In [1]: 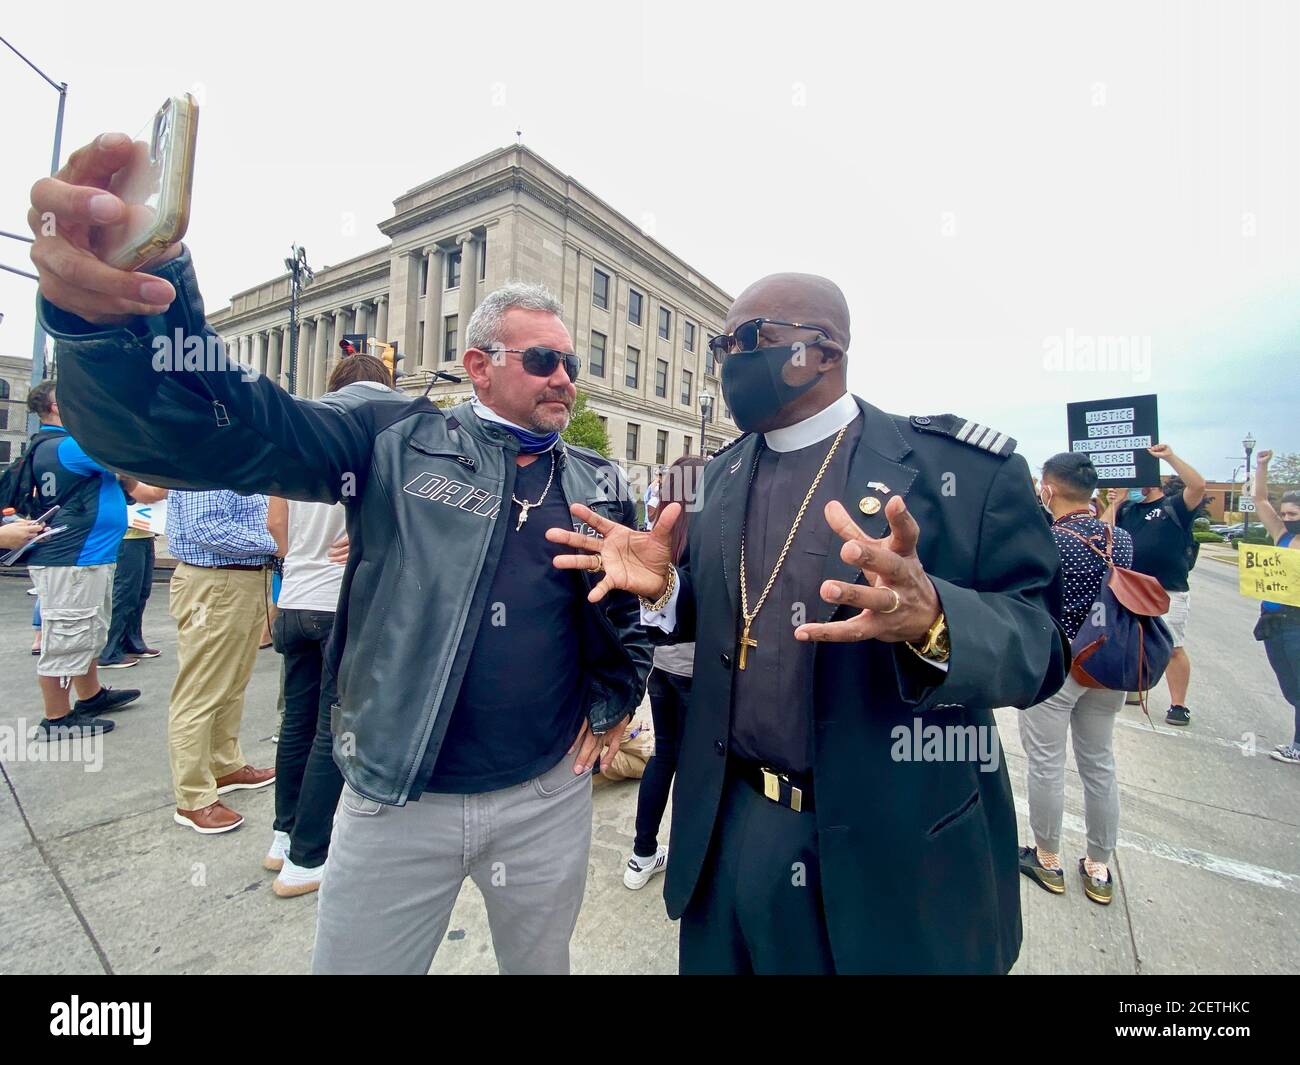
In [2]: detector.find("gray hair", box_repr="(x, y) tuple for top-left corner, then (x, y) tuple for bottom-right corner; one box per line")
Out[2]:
(465, 281), (563, 353)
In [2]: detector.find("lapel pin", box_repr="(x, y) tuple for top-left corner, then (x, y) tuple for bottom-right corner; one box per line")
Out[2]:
(859, 496), (882, 515)
(867, 481), (891, 494)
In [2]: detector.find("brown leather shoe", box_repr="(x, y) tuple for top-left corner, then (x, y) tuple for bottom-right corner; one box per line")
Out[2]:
(174, 801), (244, 834)
(215, 765), (276, 795)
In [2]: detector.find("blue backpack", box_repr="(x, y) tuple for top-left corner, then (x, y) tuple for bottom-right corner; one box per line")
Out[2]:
(1058, 524), (1174, 717)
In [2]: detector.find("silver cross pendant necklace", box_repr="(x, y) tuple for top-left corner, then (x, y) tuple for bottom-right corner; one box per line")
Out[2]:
(511, 450), (557, 531)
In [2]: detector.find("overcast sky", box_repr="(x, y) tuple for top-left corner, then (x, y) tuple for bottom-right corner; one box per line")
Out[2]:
(3, 0), (1297, 481)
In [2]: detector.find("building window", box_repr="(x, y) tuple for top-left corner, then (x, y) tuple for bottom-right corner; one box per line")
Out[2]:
(628, 289), (643, 326)
(0, 378), (9, 431)
(626, 423), (640, 462)
(684, 435), (693, 457)
(681, 369), (692, 406)
(589, 331), (606, 377)
(658, 306), (672, 340)
(656, 430), (668, 466)
(420, 256), (430, 295)
(684, 321), (696, 352)
(417, 321), (425, 359)
(705, 344), (716, 376)
(447, 250), (462, 290)
(479, 239), (487, 281)
(444, 315), (458, 362)
(655, 359), (668, 398)
(625, 346), (640, 389)
(593, 268), (610, 310)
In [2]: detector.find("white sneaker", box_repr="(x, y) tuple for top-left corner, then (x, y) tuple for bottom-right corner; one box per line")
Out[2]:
(273, 857), (325, 898)
(623, 845), (668, 890)
(1270, 744), (1300, 765)
(263, 830), (290, 872)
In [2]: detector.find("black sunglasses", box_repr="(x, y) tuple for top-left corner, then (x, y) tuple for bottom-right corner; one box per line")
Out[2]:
(707, 318), (833, 360)
(489, 346), (581, 382)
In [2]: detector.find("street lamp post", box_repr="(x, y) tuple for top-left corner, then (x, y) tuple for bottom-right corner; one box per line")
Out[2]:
(1243, 432), (1256, 542)
(0, 36), (67, 435)
(284, 244), (314, 396)
(698, 388), (713, 457)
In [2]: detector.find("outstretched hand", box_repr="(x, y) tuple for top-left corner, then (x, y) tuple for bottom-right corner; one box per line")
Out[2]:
(546, 502), (682, 603)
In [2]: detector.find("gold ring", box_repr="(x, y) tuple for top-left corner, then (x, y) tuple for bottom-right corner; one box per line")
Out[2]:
(590, 555), (604, 573)
(880, 587), (901, 614)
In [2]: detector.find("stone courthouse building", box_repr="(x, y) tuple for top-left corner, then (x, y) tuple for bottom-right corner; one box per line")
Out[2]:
(207, 145), (738, 487)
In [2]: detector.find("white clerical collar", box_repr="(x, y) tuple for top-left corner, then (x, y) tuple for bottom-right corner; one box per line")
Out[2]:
(763, 393), (860, 453)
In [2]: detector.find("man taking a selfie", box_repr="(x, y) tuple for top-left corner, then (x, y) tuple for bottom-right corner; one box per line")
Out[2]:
(28, 131), (652, 975)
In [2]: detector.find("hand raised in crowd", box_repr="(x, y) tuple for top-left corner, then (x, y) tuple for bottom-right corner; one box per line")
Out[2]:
(794, 498), (941, 645)
(1148, 443), (1176, 461)
(545, 502), (682, 603)
(0, 520), (46, 551)
(28, 132), (182, 325)
(1257, 449), (1273, 467)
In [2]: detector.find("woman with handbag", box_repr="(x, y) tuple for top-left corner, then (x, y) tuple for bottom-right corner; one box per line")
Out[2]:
(1018, 454), (1136, 906)
(1250, 450), (1300, 766)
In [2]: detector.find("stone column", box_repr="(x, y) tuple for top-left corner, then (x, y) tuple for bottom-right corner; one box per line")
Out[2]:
(331, 308), (349, 386)
(266, 329), (282, 386)
(375, 295), (389, 345)
(353, 302), (369, 347)
(457, 233), (479, 352)
(312, 314), (329, 396)
(294, 319), (312, 396)
(421, 247), (442, 371)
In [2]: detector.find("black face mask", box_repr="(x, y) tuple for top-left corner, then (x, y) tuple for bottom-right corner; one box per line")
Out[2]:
(1285, 519), (1300, 537)
(721, 345), (822, 432)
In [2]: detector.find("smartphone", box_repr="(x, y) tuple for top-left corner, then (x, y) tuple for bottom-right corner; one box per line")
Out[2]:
(31, 504), (61, 525)
(94, 94), (199, 271)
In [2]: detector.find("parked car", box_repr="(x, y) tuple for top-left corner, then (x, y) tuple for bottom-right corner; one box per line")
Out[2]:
(1221, 523), (1248, 542)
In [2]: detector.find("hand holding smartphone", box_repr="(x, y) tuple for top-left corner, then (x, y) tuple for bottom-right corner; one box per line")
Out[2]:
(28, 93), (199, 325)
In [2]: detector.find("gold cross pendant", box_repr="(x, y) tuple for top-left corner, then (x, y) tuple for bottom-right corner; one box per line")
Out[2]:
(515, 503), (532, 532)
(738, 622), (758, 670)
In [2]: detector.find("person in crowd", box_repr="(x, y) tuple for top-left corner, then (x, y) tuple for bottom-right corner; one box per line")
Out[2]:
(1106, 445), (1206, 726)
(1017, 453), (1135, 906)
(624, 455), (704, 891)
(264, 353), (393, 899)
(162, 488), (279, 833)
(23, 381), (140, 738)
(98, 478), (167, 668)
(29, 132), (651, 975)
(547, 272), (1067, 974)
(1250, 449), (1300, 766)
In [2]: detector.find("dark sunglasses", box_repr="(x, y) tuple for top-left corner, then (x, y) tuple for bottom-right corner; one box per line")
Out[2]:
(707, 318), (833, 360)
(489, 346), (581, 382)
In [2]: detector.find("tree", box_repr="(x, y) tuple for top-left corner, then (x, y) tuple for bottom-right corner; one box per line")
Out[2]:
(561, 391), (611, 457)
(1268, 451), (1300, 496)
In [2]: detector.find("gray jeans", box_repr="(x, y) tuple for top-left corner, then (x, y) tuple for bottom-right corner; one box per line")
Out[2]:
(1019, 675), (1124, 864)
(312, 754), (593, 974)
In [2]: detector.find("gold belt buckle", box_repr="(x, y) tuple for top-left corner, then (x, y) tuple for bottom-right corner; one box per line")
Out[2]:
(761, 767), (780, 802)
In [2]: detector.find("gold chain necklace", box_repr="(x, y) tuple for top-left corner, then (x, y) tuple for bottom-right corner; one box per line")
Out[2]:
(737, 424), (849, 670)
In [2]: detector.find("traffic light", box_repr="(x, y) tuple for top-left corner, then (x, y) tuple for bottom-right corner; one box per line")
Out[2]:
(340, 333), (367, 356)
(370, 340), (401, 381)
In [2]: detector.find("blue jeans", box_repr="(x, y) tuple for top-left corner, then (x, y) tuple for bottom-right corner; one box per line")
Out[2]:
(1263, 621), (1300, 746)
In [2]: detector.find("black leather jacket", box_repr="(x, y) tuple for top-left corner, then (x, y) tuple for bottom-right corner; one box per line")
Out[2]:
(40, 249), (653, 805)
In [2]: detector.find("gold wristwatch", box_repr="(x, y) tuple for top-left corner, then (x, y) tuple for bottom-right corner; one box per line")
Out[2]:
(906, 610), (950, 663)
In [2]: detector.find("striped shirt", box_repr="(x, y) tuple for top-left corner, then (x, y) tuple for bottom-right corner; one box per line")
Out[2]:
(166, 489), (277, 568)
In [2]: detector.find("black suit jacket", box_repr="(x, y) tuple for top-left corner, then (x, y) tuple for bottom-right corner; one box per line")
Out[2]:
(661, 396), (1068, 974)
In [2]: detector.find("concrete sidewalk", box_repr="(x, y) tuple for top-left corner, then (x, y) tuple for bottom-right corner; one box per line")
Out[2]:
(1, 562), (1296, 975)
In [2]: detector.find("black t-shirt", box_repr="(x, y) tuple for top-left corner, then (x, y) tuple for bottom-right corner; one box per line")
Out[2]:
(422, 453), (586, 793)
(1116, 494), (1194, 593)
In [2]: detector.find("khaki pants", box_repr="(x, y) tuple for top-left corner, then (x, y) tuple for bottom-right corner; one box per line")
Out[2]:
(167, 563), (270, 810)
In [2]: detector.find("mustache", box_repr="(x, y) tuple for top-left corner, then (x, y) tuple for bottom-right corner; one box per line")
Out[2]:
(536, 393), (573, 408)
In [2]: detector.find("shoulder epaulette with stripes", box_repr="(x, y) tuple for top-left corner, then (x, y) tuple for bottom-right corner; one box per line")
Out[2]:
(908, 414), (1017, 458)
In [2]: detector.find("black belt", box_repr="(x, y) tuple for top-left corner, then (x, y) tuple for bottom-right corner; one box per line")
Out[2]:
(187, 562), (268, 572)
(731, 758), (815, 813)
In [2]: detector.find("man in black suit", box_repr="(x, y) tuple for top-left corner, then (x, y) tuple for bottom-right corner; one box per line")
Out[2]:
(548, 273), (1067, 974)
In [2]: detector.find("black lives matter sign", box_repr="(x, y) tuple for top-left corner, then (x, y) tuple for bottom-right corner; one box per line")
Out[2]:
(1066, 394), (1159, 488)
